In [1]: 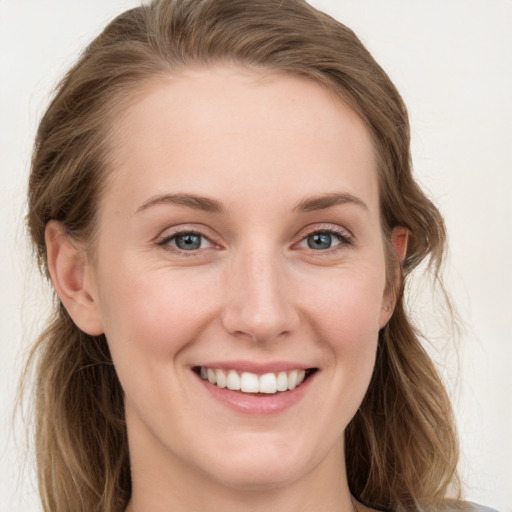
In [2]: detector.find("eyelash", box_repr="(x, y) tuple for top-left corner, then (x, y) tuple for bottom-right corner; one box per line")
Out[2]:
(156, 226), (353, 255)
(157, 229), (214, 255)
(297, 226), (353, 251)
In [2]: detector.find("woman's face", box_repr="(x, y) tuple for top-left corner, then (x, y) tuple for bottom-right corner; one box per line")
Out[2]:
(86, 66), (393, 491)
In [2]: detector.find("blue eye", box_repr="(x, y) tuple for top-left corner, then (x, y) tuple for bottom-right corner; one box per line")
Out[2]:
(160, 232), (212, 251)
(307, 233), (334, 250)
(298, 229), (350, 251)
(175, 233), (202, 250)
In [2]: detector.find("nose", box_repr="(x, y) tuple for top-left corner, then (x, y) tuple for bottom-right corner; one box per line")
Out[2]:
(221, 246), (300, 344)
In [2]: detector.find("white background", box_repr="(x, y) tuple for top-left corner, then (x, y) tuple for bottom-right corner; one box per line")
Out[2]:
(0, 1), (510, 511)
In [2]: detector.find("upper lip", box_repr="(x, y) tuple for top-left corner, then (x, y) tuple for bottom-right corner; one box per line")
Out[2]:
(193, 361), (316, 374)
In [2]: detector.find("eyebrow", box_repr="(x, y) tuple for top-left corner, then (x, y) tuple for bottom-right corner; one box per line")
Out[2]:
(136, 193), (225, 214)
(293, 192), (368, 213)
(136, 191), (368, 215)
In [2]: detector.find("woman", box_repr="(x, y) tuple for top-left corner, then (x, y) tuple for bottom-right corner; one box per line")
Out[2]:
(24, 0), (497, 511)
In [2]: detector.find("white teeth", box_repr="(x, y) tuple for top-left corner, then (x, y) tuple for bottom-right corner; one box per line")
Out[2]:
(241, 372), (259, 393)
(216, 369), (227, 388)
(288, 370), (298, 390)
(276, 371), (288, 392)
(259, 373), (277, 394)
(226, 370), (241, 391)
(199, 367), (311, 393)
(207, 368), (217, 384)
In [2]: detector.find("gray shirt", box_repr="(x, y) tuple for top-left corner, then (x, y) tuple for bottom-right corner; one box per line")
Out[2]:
(469, 503), (500, 512)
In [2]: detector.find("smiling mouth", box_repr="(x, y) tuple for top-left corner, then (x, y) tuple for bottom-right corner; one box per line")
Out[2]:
(194, 367), (318, 394)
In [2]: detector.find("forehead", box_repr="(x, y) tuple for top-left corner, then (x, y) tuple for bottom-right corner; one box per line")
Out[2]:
(104, 65), (379, 216)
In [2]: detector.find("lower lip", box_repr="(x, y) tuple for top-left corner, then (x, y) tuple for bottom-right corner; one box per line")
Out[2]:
(194, 371), (316, 415)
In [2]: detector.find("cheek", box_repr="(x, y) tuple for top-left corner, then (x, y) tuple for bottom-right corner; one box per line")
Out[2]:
(304, 264), (385, 337)
(96, 259), (221, 360)
(302, 265), (383, 386)
(94, 264), (223, 426)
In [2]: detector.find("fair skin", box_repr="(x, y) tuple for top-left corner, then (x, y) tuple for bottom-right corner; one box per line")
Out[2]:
(46, 65), (407, 512)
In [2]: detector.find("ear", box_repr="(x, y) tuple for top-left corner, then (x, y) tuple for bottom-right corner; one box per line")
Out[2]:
(391, 226), (409, 263)
(45, 221), (104, 336)
(379, 226), (409, 328)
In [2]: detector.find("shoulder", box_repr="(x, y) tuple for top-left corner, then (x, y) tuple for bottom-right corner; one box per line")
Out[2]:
(435, 501), (501, 512)
(466, 503), (501, 512)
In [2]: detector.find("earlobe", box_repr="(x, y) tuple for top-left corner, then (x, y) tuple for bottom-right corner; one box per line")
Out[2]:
(45, 221), (104, 336)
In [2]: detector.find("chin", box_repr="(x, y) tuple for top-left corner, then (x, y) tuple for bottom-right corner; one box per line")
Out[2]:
(211, 460), (304, 492)
(195, 436), (321, 492)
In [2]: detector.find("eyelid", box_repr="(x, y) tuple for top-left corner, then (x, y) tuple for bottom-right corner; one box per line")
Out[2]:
(156, 225), (221, 254)
(293, 224), (353, 250)
(154, 223), (353, 255)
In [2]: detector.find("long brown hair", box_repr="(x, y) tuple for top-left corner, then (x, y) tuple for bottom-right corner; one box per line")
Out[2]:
(25, 1), (460, 511)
